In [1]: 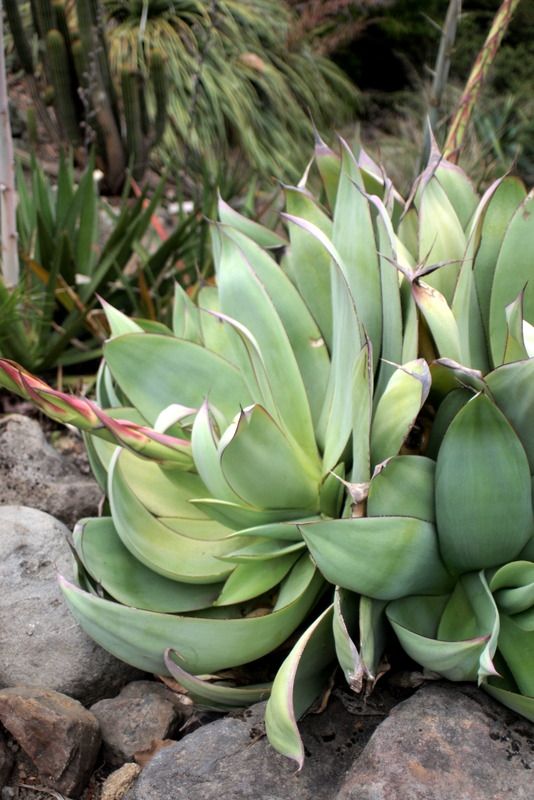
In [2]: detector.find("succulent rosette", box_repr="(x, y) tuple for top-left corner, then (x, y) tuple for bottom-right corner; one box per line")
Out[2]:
(1, 135), (533, 766)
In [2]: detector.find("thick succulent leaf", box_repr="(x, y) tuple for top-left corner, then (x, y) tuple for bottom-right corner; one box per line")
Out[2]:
(73, 517), (221, 612)
(484, 680), (534, 723)
(416, 175), (465, 302)
(435, 393), (534, 572)
(452, 257), (489, 372)
(367, 456), (435, 522)
(164, 650), (271, 710)
(214, 552), (300, 606)
(265, 605), (336, 770)
(315, 134), (341, 210)
(195, 287), (249, 371)
(437, 572), (500, 682)
(172, 283), (202, 343)
(117, 446), (218, 521)
(219, 405), (320, 510)
(523, 321), (534, 356)
(497, 613), (534, 697)
(412, 281), (462, 362)
(472, 177), (526, 342)
(101, 300), (144, 337)
(489, 191), (534, 366)
(332, 588), (360, 690)
(221, 539), (305, 561)
(319, 464), (345, 518)
(215, 232), (317, 457)
(502, 292), (529, 364)
(58, 555), (324, 674)
(434, 161), (478, 230)
(490, 561), (534, 615)
(96, 361), (123, 409)
(283, 213), (362, 472)
(222, 225), (330, 429)
(371, 197), (404, 400)
(359, 595), (388, 688)
(486, 358), (534, 472)
(108, 449), (239, 583)
(357, 147), (404, 225)
(387, 594), (490, 681)
(332, 141), (381, 364)
(333, 590), (387, 692)
(190, 499), (313, 531)
(301, 516), (452, 600)
(104, 333), (250, 425)
(218, 196), (287, 248)
(429, 359), (486, 400)
(425, 387), (471, 460)
(370, 359), (431, 468)
(397, 207), (418, 262)
(350, 341), (373, 483)
(191, 402), (243, 503)
(400, 279), (419, 363)
(230, 522), (306, 543)
(284, 185), (333, 348)
(520, 533), (534, 561)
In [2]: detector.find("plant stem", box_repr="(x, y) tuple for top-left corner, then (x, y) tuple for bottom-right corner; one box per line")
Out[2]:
(443, 0), (521, 163)
(0, 0), (19, 288)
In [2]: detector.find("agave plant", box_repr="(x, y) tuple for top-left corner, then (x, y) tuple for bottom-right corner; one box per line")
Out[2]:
(0, 134), (533, 767)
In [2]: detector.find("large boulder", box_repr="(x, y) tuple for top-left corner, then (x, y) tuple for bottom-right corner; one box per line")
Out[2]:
(125, 690), (394, 800)
(0, 506), (143, 703)
(336, 682), (534, 800)
(0, 414), (100, 528)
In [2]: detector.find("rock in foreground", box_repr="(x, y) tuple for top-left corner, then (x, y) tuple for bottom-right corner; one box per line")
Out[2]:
(0, 506), (143, 703)
(0, 687), (100, 798)
(336, 683), (534, 800)
(0, 414), (100, 528)
(126, 691), (393, 800)
(90, 681), (189, 765)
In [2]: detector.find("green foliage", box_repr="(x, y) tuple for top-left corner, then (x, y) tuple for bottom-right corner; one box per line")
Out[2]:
(5, 0), (169, 190)
(104, 0), (358, 181)
(2, 154), (204, 371)
(1, 136), (533, 763)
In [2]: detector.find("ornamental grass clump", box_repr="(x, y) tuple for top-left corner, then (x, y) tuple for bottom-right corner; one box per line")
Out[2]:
(0, 134), (533, 766)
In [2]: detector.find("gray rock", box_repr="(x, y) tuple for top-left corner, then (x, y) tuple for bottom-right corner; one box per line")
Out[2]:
(126, 689), (394, 800)
(0, 506), (144, 703)
(0, 687), (100, 798)
(0, 414), (100, 528)
(336, 682), (534, 800)
(90, 681), (187, 765)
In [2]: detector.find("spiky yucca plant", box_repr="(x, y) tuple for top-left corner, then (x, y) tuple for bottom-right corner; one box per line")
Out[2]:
(1, 134), (533, 766)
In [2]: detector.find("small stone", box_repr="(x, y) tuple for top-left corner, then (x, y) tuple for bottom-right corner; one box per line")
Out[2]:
(0, 505), (144, 703)
(101, 763), (142, 800)
(335, 682), (534, 800)
(0, 687), (101, 798)
(90, 681), (186, 765)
